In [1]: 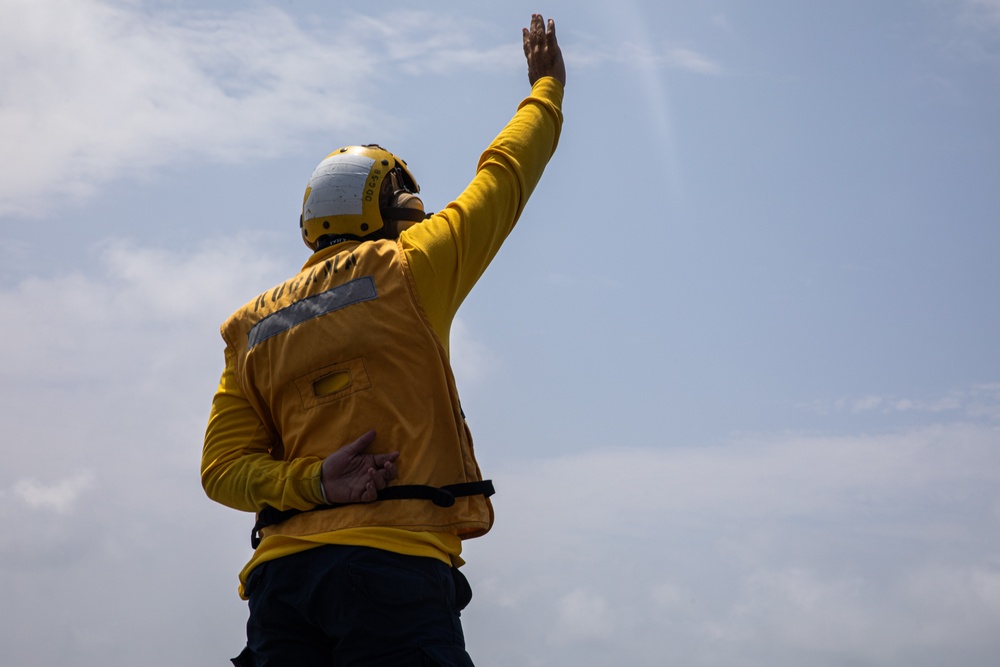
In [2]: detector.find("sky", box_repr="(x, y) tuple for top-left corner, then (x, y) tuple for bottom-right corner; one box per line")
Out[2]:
(1, 0), (999, 665)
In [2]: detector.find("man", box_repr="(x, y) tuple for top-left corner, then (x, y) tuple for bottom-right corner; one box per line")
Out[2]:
(201, 13), (565, 667)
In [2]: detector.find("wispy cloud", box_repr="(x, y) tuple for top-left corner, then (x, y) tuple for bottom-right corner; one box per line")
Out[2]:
(0, 235), (285, 383)
(549, 589), (616, 645)
(964, 0), (1000, 27)
(568, 37), (724, 75)
(799, 385), (1000, 419)
(0, 1), (356, 215)
(711, 13), (734, 32)
(0, 0), (719, 218)
(465, 422), (1000, 665)
(14, 472), (95, 514)
(662, 46), (724, 75)
(0, 2), (516, 218)
(1, 235), (998, 665)
(342, 11), (520, 76)
(450, 317), (500, 389)
(951, 0), (1000, 67)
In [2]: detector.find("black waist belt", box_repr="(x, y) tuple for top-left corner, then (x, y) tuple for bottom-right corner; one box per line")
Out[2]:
(250, 480), (495, 549)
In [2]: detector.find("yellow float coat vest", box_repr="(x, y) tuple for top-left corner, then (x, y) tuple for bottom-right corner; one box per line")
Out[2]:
(221, 239), (493, 541)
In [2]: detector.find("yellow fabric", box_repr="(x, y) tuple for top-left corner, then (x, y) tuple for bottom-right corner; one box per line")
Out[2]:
(220, 239), (494, 539)
(201, 77), (563, 598)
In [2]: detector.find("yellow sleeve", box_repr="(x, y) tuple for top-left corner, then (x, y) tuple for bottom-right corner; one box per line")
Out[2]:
(400, 77), (564, 343)
(201, 346), (326, 512)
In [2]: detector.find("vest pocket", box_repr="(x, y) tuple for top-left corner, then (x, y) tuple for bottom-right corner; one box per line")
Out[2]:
(314, 370), (351, 396)
(295, 357), (372, 408)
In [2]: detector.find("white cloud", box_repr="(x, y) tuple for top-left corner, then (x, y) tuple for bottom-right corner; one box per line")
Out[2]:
(593, 41), (724, 75)
(0, 0), (370, 215)
(13, 472), (95, 513)
(0, 2), (995, 665)
(5, 234), (494, 469)
(1, 230), (998, 665)
(462, 421), (1000, 665)
(801, 385), (1000, 419)
(0, 235), (273, 660)
(549, 589), (616, 645)
(904, 564), (1000, 621)
(0, 1), (517, 218)
(450, 316), (499, 388)
(342, 11), (519, 76)
(664, 47), (724, 75)
(516, 423), (994, 535)
(563, 3), (722, 75)
(1, 229), (998, 665)
(967, 383), (1000, 419)
(0, 235), (284, 383)
(719, 568), (887, 656)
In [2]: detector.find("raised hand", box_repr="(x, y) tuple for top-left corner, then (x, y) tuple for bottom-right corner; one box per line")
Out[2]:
(523, 14), (566, 86)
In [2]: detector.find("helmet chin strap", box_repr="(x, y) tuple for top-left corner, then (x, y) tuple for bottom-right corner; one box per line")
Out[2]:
(314, 233), (365, 251)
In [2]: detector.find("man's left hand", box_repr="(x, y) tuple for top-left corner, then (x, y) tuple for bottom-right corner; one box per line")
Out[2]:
(320, 430), (399, 504)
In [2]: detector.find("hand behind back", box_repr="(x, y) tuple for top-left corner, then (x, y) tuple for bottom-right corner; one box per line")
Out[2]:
(321, 430), (399, 504)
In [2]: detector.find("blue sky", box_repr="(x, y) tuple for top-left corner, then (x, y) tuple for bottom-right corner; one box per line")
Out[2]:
(1, 1), (999, 665)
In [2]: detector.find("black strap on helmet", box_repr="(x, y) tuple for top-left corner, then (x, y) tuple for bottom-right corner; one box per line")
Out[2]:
(314, 233), (366, 251)
(381, 206), (428, 223)
(250, 480), (495, 549)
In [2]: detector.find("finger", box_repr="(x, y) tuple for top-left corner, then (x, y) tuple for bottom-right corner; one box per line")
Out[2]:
(370, 451), (398, 471)
(547, 18), (558, 46)
(368, 452), (398, 482)
(382, 458), (398, 482)
(526, 16), (540, 48)
(532, 13), (544, 33)
(338, 429), (377, 456)
(368, 466), (390, 491)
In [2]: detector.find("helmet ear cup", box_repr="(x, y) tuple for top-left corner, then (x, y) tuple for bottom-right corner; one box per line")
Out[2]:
(380, 167), (425, 224)
(392, 192), (424, 212)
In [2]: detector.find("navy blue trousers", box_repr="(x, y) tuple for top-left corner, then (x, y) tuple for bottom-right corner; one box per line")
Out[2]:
(238, 545), (476, 667)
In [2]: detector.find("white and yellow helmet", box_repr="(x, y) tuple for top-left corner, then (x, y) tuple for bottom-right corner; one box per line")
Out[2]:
(300, 144), (423, 250)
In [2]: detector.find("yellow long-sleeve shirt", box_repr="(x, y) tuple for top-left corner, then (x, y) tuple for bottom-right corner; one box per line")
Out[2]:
(202, 77), (563, 597)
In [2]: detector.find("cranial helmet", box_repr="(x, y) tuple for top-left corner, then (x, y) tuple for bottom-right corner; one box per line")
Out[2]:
(300, 144), (424, 250)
